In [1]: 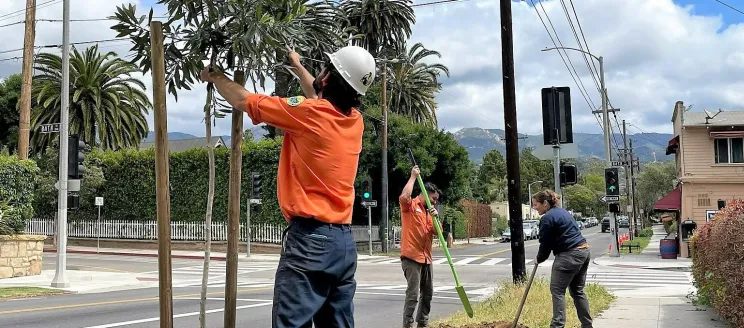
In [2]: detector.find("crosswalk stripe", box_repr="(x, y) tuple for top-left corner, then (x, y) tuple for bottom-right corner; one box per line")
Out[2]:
(453, 257), (479, 265)
(433, 286), (456, 292)
(432, 258), (449, 264)
(480, 258), (506, 265)
(377, 258), (401, 264)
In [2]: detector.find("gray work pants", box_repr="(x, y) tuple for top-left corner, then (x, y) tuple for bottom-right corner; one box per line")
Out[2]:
(550, 247), (593, 328)
(401, 257), (433, 327)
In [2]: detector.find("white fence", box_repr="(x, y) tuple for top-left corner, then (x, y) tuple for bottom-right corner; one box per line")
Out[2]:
(26, 218), (398, 244)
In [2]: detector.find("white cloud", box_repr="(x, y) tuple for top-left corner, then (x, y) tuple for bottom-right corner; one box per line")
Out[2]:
(1, 0), (743, 138)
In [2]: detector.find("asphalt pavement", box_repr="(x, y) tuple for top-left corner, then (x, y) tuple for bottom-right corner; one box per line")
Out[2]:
(0, 225), (629, 328)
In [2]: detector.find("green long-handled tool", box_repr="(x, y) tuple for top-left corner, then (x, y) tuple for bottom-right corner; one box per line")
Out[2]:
(407, 148), (474, 318)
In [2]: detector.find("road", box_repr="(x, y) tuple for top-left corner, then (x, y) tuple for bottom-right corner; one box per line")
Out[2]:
(0, 225), (681, 328)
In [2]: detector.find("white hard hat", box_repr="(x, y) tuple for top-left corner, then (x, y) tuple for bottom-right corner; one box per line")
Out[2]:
(326, 46), (376, 96)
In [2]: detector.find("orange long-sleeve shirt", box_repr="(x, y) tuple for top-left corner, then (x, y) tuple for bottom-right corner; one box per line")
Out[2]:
(244, 94), (364, 225)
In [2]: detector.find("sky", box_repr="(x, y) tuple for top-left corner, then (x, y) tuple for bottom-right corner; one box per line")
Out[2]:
(1, 0), (744, 138)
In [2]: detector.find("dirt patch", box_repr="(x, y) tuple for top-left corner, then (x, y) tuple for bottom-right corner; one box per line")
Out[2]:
(434, 321), (530, 328)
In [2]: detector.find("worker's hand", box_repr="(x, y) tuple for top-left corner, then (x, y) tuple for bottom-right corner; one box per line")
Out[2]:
(411, 165), (420, 179)
(286, 45), (301, 67)
(199, 65), (222, 83)
(428, 207), (438, 217)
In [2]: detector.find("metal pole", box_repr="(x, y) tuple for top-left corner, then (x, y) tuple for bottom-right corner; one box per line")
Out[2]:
(368, 205), (373, 256)
(246, 201), (251, 257)
(630, 139), (639, 234)
(553, 145), (562, 207)
(622, 120), (632, 239)
(600, 56), (620, 257)
(97, 205), (101, 253)
(500, 0), (525, 283)
(381, 65), (389, 253)
(528, 184), (532, 219)
(51, 0), (70, 288)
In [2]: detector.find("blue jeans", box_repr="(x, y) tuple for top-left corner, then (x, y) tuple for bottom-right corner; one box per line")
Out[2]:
(272, 218), (358, 328)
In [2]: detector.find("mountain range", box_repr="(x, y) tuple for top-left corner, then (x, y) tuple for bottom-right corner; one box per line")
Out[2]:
(141, 126), (673, 163)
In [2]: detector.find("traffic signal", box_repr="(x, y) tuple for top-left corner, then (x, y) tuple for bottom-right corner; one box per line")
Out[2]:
(605, 168), (620, 196)
(361, 176), (372, 200)
(560, 163), (578, 187)
(67, 135), (86, 179)
(251, 172), (261, 199)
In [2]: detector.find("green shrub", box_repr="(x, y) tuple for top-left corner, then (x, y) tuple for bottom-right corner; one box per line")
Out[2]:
(492, 214), (508, 237)
(0, 154), (39, 235)
(691, 199), (744, 326)
(638, 227), (654, 237)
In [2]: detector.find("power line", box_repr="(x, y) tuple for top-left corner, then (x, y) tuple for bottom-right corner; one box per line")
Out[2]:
(0, 38), (128, 55)
(559, 0), (601, 94)
(715, 0), (744, 15)
(0, 0), (61, 22)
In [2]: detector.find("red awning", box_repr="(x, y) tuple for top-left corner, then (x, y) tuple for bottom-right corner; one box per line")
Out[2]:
(665, 136), (680, 155)
(710, 131), (744, 138)
(654, 187), (681, 211)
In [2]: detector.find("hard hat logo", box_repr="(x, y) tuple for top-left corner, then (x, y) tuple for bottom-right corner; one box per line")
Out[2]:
(360, 72), (372, 86)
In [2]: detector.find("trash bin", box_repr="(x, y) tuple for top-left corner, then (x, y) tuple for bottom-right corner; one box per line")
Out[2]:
(660, 239), (678, 259)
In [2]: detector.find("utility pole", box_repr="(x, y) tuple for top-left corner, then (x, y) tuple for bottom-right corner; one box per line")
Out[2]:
(599, 56), (619, 257)
(500, 0), (525, 283)
(622, 120), (632, 239)
(17, 0), (36, 159)
(50, 0), (70, 289)
(380, 64), (389, 253)
(630, 139), (639, 233)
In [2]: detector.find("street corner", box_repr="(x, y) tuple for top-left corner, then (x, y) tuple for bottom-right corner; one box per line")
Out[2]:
(0, 270), (157, 294)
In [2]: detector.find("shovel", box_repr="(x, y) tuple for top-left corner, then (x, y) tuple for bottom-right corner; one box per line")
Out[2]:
(407, 148), (474, 318)
(512, 261), (539, 328)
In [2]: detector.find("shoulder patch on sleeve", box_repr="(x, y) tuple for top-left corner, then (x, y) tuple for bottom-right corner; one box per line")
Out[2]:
(286, 96), (306, 107)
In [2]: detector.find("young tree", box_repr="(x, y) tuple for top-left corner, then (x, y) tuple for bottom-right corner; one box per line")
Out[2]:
(111, 1), (343, 326)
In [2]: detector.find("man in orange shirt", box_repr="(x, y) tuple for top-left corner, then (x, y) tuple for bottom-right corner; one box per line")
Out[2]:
(200, 45), (376, 328)
(399, 165), (442, 328)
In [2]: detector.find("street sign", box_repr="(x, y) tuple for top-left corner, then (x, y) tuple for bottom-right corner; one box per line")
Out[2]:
(611, 160), (628, 167)
(600, 195), (620, 203)
(95, 197), (104, 206)
(40, 123), (60, 134)
(361, 200), (377, 207)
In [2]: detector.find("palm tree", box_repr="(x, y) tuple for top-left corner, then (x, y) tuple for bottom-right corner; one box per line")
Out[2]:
(339, 0), (416, 58)
(30, 45), (151, 152)
(387, 42), (449, 127)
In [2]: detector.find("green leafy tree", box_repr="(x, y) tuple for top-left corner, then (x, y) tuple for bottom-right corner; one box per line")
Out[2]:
(519, 147), (554, 202)
(563, 184), (597, 215)
(473, 149), (506, 203)
(340, 0), (416, 58)
(30, 45), (151, 153)
(387, 42), (449, 126)
(0, 74), (22, 153)
(635, 161), (676, 217)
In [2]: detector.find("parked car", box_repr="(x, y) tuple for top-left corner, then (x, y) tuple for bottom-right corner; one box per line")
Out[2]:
(619, 216), (629, 228)
(601, 217), (611, 232)
(501, 221), (539, 241)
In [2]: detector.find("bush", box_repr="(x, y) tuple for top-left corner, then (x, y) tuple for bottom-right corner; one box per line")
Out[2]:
(691, 199), (744, 326)
(0, 154), (39, 235)
(492, 214), (508, 237)
(638, 227), (654, 237)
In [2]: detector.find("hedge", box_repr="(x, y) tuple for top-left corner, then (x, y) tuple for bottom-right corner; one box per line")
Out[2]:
(690, 199), (744, 326)
(0, 154), (39, 235)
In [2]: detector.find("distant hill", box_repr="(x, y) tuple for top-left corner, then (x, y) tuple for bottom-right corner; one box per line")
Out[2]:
(453, 127), (673, 163)
(141, 125), (268, 147)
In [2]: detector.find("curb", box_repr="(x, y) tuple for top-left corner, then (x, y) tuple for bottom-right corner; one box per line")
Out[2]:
(43, 248), (229, 261)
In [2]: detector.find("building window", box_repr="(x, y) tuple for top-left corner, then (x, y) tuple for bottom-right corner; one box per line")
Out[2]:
(715, 138), (744, 164)
(718, 200), (726, 210)
(698, 194), (711, 207)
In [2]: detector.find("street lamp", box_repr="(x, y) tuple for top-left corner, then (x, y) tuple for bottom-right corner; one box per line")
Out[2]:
(541, 46), (619, 257)
(528, 180), (543, 219)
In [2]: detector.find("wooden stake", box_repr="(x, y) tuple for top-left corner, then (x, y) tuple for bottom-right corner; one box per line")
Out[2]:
(17, 0), (36, 159)
(150, 21), (173, 328)
(224, 70), (245, 328)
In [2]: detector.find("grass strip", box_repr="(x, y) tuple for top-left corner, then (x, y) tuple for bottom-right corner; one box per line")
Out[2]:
(619, 236), (651, 254)
(0, 287), (66, 299)
(433, 278), (615, 328)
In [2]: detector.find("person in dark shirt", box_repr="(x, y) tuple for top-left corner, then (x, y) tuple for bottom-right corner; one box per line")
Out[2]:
(532, 190), (593, 328)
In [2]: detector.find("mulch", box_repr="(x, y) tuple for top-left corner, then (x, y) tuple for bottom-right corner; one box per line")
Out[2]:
(434, 322), (530, 328)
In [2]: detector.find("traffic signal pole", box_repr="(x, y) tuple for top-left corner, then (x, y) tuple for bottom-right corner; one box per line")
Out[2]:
(51, 0), (71, 288)
(598, 56), (620, 257)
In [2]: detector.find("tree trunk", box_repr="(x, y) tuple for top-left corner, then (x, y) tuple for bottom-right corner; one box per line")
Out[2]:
(199, 86), (216, 328)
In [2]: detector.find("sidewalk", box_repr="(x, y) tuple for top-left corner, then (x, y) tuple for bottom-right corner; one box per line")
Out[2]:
(593, 296), (727, 327)
(0, 269), (158, 294)
(593, 225), (692, 270)
(43, 245), (282, 262)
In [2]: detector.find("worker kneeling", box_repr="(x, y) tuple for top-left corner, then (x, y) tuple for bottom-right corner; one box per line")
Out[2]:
(399, 165), (442, 328)
(200, 45), (376, 327)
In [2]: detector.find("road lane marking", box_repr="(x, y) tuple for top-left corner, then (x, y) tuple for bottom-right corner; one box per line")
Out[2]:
(81, 302), (274, 328)
(452, 257), (479, 265)
(480, 258), (506, 265)
(0, 286), (273, 315)
(475, 232), (600, 258)
(355, 291), (462, 300)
